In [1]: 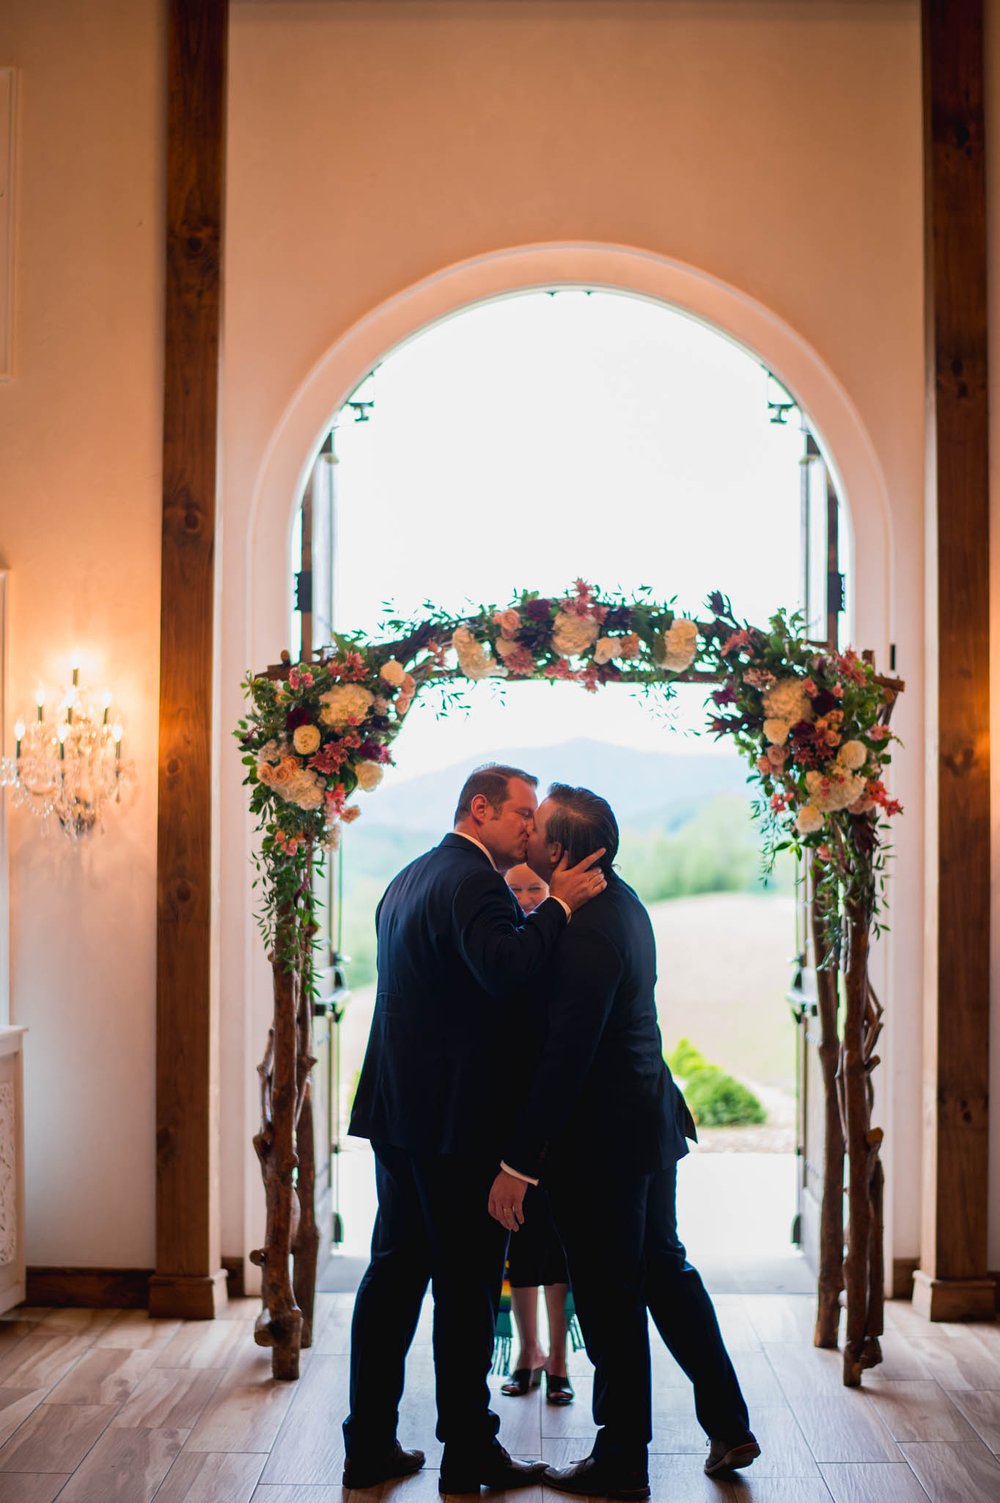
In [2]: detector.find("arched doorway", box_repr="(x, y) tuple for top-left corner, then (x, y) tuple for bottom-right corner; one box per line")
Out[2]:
(226, 244), (902, 1302)
(283, 288), (844, 1304)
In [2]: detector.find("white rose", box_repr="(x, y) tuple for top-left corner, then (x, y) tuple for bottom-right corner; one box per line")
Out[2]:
(452, 626), (500, 680)
(318, 684), (374, 727)
(763, 677), (813, 727)
(838, 740), (867, 771)
(292, 723), (321, 756)
(292, 779), (325, 811)
(355, 761), (384, 792)
(805, 768), (866, 813)
(763, 718), (790, 746)
(662, 619), (699, 672)
(379, 659), (406, 687)
(552, 612), (599, 658)
(796, 804), (825, 834)
(322, 823), (343, 851)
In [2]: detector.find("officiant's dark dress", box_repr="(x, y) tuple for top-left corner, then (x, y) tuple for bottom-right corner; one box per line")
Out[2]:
(344, 833), (567, 1472)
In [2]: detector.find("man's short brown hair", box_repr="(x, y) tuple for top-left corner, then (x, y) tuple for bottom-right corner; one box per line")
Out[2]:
(454, 763), (538, 824)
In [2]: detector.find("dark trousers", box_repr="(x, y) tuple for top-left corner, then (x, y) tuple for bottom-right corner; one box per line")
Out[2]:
(547, 1157), (750, 1472)
(343, 1142), (509, 1465)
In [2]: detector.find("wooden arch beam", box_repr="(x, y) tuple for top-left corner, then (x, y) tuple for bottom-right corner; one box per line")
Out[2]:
(151, 0), (229, 1319)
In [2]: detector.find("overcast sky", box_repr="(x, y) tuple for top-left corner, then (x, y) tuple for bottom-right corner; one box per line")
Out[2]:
(326, 290), (807, 782)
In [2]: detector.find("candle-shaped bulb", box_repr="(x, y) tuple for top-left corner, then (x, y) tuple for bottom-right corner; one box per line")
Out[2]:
(36, 688), (45, 721)
(112, 723), (123, 760)
(101, 690), (112, 725)
(70, 653), (80, 687)
(14, 720), (23, 759)
(57, 722), (67, 759)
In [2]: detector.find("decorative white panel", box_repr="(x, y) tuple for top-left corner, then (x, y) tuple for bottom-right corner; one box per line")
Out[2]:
(0, 1083), (14, 1266)
(0, 70), (14, 381)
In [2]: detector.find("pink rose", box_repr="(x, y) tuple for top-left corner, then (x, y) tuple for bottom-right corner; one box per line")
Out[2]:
(766, 745), (788, 767)
(493, 608), (521, 639)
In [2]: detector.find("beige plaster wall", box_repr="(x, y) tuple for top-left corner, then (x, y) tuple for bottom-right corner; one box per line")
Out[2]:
(223, 0), (928, 1277)
(0, 0), (165, 1266)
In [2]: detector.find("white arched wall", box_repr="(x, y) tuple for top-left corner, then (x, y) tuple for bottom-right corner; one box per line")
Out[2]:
(221, 242), (922, 1292)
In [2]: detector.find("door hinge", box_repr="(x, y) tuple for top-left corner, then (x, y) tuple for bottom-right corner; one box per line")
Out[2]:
(295, 570), (313, 613)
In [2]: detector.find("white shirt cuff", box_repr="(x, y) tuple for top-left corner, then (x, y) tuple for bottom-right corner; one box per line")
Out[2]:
(500, 1160), (539, 1186)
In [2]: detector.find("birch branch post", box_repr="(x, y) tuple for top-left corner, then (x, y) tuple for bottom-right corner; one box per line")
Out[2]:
(811, 871), (845, 1351)
(251, 909), (304, 1379)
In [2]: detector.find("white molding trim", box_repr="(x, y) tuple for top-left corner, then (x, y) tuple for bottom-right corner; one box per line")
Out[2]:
(0, 70), (15, 381)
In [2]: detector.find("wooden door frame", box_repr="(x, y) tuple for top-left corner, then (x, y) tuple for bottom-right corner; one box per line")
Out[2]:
(154, 0), (992, 1319)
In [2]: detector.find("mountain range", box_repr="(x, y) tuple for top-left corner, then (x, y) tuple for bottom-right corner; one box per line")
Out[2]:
(361, 737), (751, 834)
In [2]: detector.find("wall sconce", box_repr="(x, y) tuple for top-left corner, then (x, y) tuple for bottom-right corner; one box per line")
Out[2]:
(0, 661), (132, 839)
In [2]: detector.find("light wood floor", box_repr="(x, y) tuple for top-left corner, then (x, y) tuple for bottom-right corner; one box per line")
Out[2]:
(0, 1292), (996, 1501)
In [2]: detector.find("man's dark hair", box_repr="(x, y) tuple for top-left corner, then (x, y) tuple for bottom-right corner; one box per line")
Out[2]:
(454, 763), (538, 824)
(544, 783), (619, 876)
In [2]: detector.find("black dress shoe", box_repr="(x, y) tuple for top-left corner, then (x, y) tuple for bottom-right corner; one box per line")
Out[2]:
(544, 1456), (650, 1501)
(439, 1443), (548, 1493)
(704, 1432), (761, 1476)
(343, 1443), (426, 1489)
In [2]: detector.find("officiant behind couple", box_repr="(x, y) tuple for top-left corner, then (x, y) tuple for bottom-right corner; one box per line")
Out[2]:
(343, 763), (759, 1499)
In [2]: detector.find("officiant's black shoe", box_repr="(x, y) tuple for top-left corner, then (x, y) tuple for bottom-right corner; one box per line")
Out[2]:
(704, 1432), (761, 1477)
(544, 1456), (650, 1500)
(343, 1443), (426, 1489)
(438, 1443), (548, 1493)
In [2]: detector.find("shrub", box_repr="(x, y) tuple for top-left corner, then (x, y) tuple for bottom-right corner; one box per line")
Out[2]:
(665, 1037), (710, 1079)
(684, 1069), (767, 1128)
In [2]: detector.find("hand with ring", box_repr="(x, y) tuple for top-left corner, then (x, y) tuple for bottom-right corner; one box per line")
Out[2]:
(488, 1169), (528, 1232)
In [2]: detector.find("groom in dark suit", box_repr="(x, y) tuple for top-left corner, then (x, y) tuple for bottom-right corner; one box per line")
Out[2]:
(343, 764), (607, 1493)
(490, 784), (759, 1499)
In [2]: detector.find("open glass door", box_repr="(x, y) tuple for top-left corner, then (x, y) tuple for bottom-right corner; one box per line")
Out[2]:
(789, 423), (843, 1269)
(291, 432), (352, 1255)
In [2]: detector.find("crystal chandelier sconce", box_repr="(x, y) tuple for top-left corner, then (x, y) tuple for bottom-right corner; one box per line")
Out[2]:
(0, 661), (132, 839)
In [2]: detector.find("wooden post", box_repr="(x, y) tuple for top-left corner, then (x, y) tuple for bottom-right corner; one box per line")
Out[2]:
(252, 930), (304, 1379)
(841, 903), (882, 1385)
(151, 0), (229, 1319)
(810, 878), (844, 1351)
(915, 0), (994, 1322)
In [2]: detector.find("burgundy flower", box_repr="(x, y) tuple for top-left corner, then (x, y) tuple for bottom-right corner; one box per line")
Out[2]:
(711, 685), (737, 706)
(285, 705), (313, 732)
(604, 605), (633, 630)
(524, 598), (551, 622)
(812, 689), (837, 716)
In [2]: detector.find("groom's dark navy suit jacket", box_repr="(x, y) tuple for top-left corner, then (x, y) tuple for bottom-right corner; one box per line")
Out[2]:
(349, 832), (568, 1158)
(502, 870), (695, 1179)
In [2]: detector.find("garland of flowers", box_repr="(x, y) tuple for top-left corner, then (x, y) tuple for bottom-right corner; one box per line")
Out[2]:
(701, 592), (902, 949)
(237, 581), (701, 963)
(237, 580), (901, 966)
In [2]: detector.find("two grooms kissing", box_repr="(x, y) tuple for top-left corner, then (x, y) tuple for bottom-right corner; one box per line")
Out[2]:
(343, 764), (759, 1499)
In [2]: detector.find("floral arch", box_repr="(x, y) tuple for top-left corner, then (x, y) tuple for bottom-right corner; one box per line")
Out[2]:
(238, 581), (902, 1388)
